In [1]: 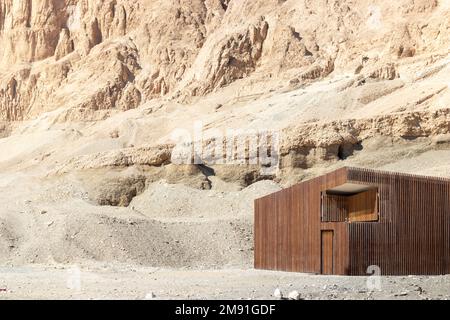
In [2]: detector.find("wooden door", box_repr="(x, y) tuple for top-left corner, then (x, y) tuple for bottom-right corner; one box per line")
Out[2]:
(321, 230), (334, 274)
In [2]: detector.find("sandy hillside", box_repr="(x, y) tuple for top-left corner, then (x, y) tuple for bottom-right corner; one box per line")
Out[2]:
(0, 0), (450, 299)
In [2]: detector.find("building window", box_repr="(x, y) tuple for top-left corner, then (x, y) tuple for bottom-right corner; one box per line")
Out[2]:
(321, 184), (379, 222)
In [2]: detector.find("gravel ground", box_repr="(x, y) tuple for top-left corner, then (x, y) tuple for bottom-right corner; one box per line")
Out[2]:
(0, 264), (449, 300)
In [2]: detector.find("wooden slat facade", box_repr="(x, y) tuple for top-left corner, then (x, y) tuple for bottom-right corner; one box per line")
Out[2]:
(348, 189), (378, 222)
(254, 167), (450, 275)
(321, 194), (348, 222)
(254, 167), (349, 274)
(347, 167), (450, 275)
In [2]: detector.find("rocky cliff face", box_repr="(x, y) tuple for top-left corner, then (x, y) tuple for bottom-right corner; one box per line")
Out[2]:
(1, 0), (448, 121)
(0, 0), (449, 183)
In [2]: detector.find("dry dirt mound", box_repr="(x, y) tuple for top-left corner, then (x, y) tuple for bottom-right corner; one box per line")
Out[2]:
(0, 172), (279, 268)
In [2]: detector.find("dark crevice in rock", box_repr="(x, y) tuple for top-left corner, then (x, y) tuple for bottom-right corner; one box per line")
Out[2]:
(337, 142), (363, 160)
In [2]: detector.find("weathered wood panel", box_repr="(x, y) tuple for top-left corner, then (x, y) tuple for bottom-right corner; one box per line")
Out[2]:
(348, 189), (378, 222)
(321, 193), (348, 222)
(347, 167), (450, 275)
(320, 222), (349, 275)
(255, 166), (450, 275)
(254, 167), (348, 273)
(321, 230), (334, 274)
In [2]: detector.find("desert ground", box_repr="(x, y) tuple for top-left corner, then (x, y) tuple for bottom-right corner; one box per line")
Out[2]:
(1, 265), (450, 300)
(1, 154), (450, 300)
(1, 0), (450, 300)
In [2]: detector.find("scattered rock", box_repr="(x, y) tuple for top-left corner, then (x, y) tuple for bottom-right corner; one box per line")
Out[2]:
(94, 175), (147, 207)
(144, 292), (156, 300)
(109, 130), (120, 139)
(358, 289), (367, 294)
(288, 291), (301, 300)
(273, 288), (283, 299)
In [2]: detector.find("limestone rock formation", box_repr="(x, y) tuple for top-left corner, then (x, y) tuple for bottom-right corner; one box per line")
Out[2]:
(1, 0), (447, 121)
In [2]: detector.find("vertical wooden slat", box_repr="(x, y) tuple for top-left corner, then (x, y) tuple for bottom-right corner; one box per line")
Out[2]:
(346, 167), (450, 275)
(254, 166), (450, 275)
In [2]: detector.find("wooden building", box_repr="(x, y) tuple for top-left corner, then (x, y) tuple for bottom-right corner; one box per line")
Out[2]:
(254, 167), (450, 275)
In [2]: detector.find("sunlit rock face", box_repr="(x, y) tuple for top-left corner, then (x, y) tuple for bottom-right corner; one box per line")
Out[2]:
(0, 0), (447, 121)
